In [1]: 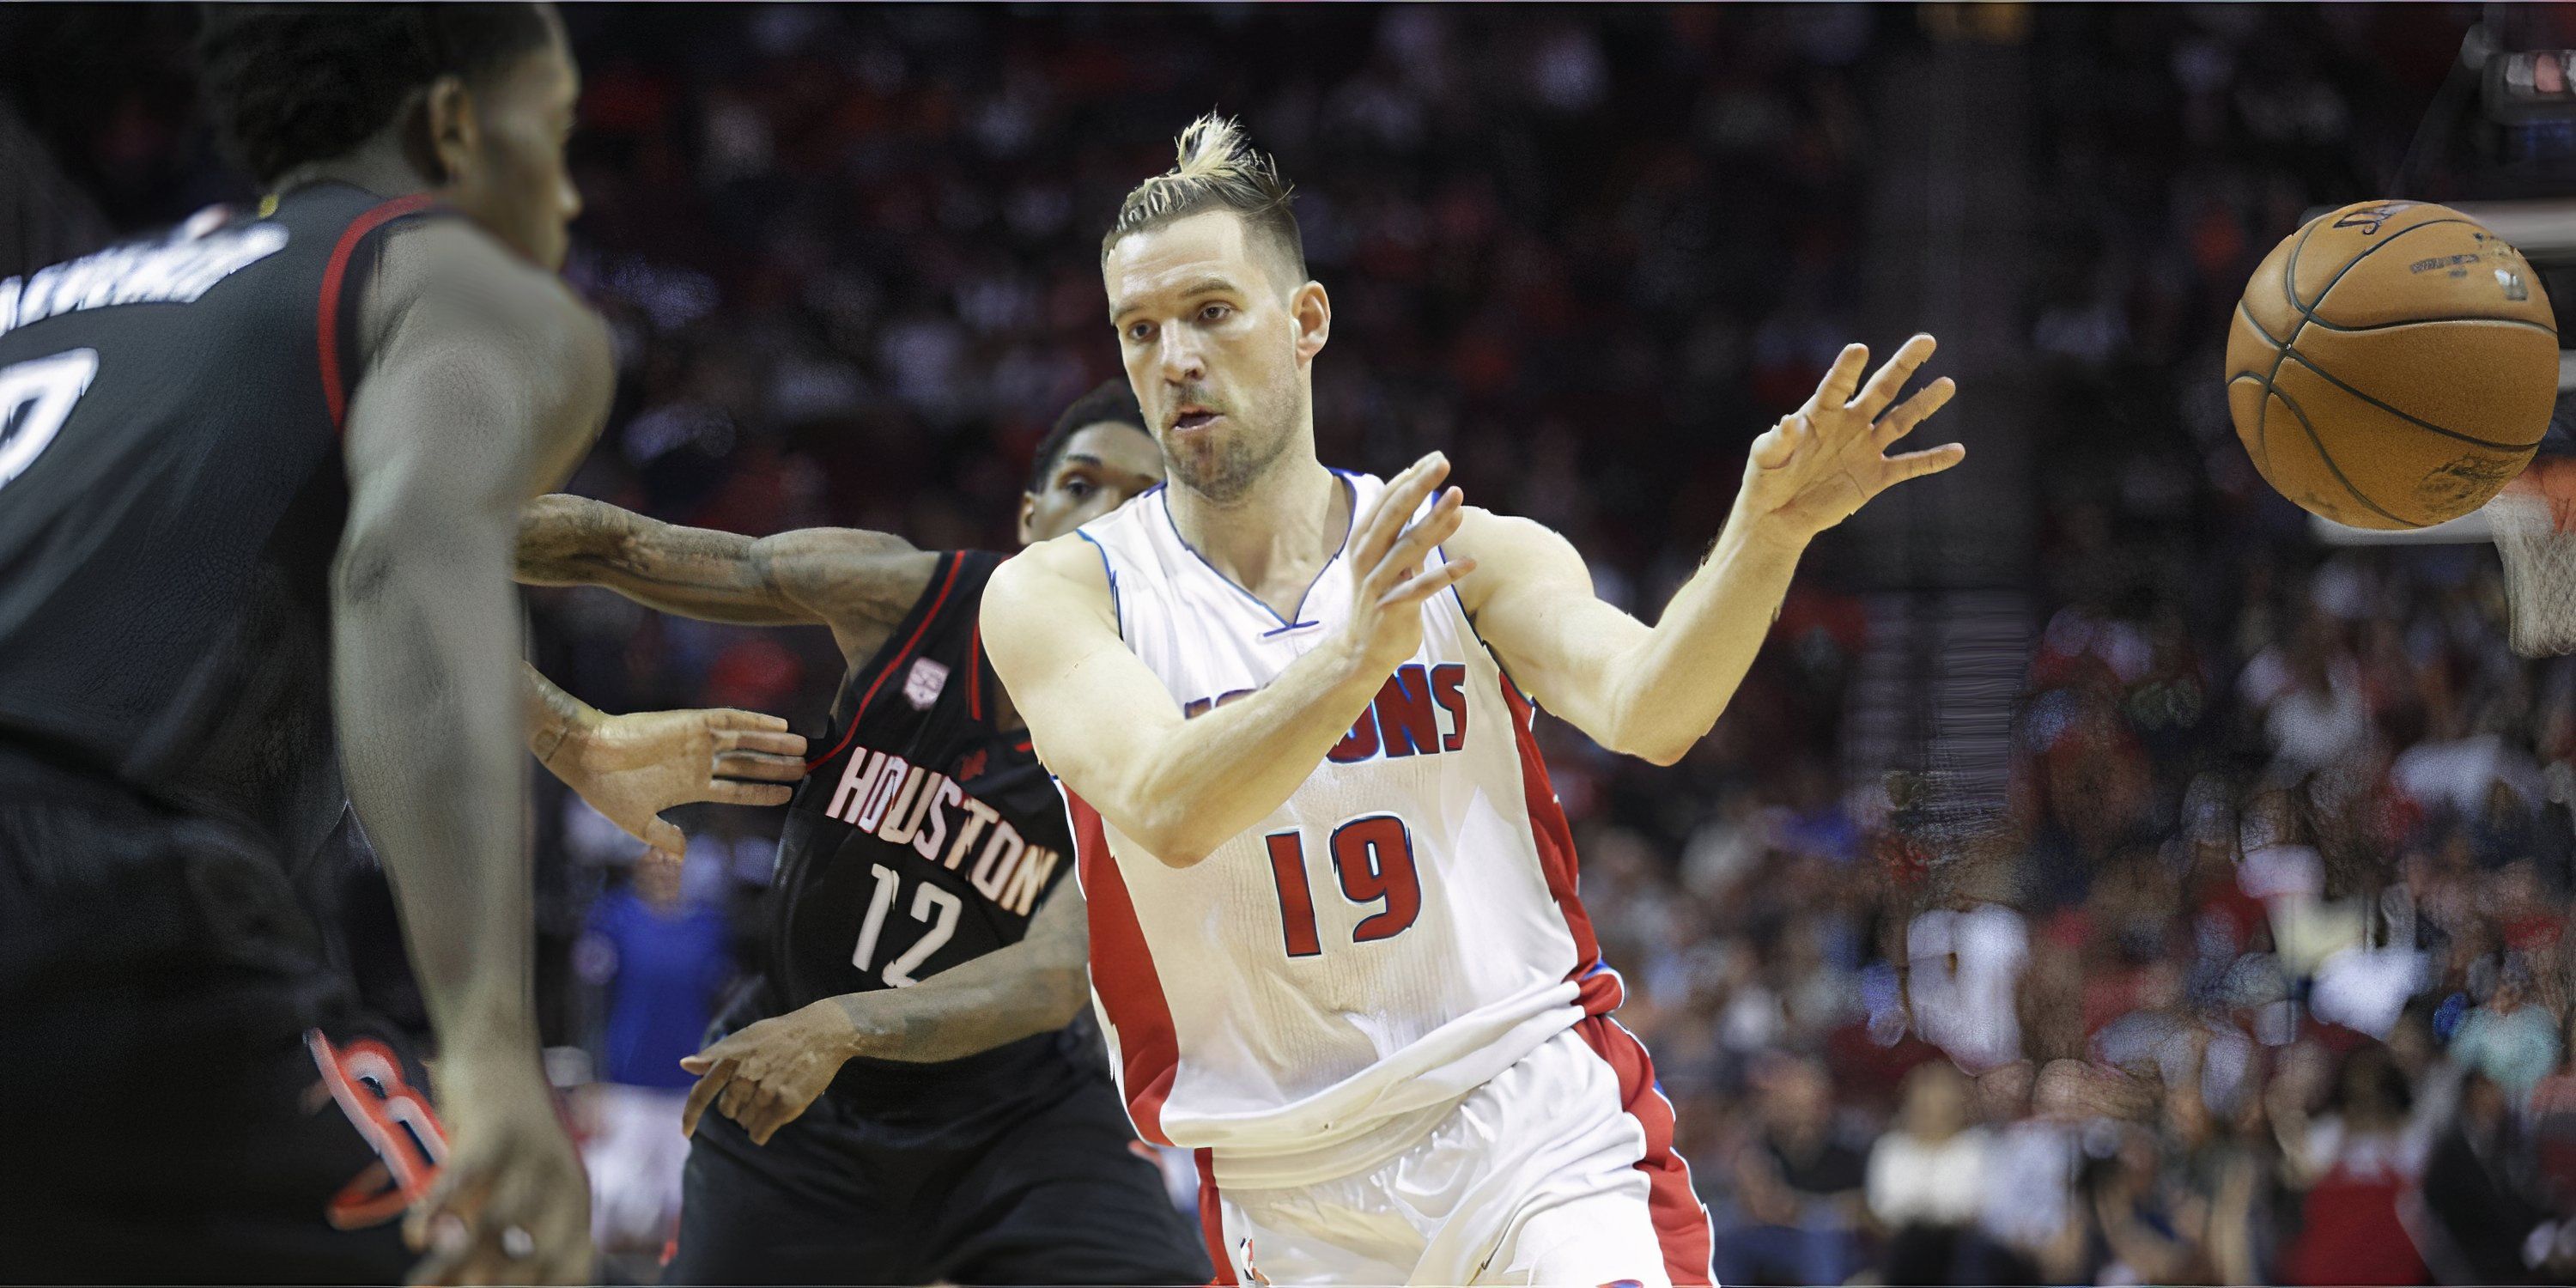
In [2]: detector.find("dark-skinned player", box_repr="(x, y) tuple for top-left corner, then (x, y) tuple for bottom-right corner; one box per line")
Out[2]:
(513, 380), (1212, 1285)
(0, 6), (803, 1282)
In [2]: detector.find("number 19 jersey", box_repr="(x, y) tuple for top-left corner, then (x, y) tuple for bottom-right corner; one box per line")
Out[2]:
(1067, 471), (1623, 1188)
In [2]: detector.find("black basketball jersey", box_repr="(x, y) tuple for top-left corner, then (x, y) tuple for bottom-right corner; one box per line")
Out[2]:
(751, 549), (1080, 1089)
(0, 183), (450, 866)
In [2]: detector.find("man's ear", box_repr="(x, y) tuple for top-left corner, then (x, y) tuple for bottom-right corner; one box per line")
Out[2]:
(417, 75), (479, 187)
(1017, 492), (1039, 546)
(1291, 280), (1332, 368)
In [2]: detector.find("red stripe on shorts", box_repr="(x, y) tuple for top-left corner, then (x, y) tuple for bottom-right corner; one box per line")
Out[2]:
(1572, 1014), (1716, 1285)
(1194, 1146), (1238, 1286)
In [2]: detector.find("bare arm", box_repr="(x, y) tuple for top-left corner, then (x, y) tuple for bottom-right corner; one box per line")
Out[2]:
(1453, 336), (1961, 765)
(331, 222), (606, 1282)
(829, 874), (1091, 1061)
(516, 494), (933, 659)
(983, 454), (1472, 866)
(524, 659), (595, 764)
(677, 879), (1093, 1145)
(521, 662), (806, 854)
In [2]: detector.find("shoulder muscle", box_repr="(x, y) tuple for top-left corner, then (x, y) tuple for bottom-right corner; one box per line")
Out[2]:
(356, 220), (611, 487)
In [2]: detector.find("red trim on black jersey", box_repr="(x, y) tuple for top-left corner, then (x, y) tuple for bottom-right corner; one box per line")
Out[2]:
(966, 623), (984, 721)
(316, 193), (438, 433)
(803, 553), (965, 774)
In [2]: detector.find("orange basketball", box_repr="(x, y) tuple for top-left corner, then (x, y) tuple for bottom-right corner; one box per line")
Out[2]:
(2227, 199), (2560, 529)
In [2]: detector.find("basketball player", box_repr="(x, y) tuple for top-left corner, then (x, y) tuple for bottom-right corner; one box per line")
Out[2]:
(0, 6), (730, 1281)
(512, 380), (1212, 1285)
(981, 117), (1965, 1286)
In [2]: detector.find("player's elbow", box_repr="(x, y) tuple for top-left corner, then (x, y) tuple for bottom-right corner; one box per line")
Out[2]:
(1033, 959), (1092, 1029)
(1088, 781), (1220, 867)
(511, 494), (586, 581)
(1133, 818), (1218, 869)
(1604, 714), (1706, 767)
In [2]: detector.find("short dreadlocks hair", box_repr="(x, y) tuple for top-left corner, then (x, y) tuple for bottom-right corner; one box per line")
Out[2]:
(1029, 380), (1150, 494)
(1101, 114), (1306, 292)
(197, 3), (556, 185)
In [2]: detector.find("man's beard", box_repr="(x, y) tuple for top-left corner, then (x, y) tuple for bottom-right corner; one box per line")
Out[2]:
(1170, 412), (1296, 505)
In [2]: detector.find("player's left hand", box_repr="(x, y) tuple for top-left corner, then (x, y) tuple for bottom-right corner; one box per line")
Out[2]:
(678, 1000), (858, 1145)
(1737, 332), (1963, 544)
(544, 708), (808, 854)
(404, 1054), (593, 1285)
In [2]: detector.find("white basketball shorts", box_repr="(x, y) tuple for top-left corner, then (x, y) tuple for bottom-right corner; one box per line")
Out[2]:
(1193, 1018), (1716, 1287)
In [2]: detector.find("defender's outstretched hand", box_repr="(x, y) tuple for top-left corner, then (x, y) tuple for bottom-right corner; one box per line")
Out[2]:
(543, 708), (807, 854)
(1739, 333), (1963, 543)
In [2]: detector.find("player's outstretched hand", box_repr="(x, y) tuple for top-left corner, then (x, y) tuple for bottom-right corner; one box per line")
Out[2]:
(1737, 333), (1963, 544)
(404, 1060), (592, 1285)
(1338, 452), (1476, 681)
(543, 707), (808, 854)
(678, 999), (859, 1146)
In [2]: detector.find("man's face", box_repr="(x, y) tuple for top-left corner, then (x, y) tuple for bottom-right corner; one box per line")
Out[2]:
(1018, 422), (1164, 544)
(441, 21), (583, 270)
(1103, 211), (1325, 504)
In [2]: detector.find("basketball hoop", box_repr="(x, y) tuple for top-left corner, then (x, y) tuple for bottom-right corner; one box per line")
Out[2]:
(2490, 458), (2576, 656)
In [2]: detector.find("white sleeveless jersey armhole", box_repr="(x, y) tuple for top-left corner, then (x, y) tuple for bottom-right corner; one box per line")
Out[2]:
(1063, 471), (1619, 1184)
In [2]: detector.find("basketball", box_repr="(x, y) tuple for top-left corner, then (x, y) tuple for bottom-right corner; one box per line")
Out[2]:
(2227, 199), (2560, 529)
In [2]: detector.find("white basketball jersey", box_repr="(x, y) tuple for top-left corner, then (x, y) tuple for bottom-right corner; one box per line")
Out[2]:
(1066, 471), (1622, 1184)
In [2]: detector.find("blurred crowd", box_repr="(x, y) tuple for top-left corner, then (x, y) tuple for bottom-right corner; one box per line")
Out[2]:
(20, 3), (2576, 1283)
(1588, 8), (2576, 1287)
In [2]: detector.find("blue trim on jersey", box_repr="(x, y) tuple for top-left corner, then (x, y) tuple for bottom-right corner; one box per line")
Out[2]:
(1436, 539), (1545, 716)
(1077, 529), (1123, 641)
(1157, 472), (1356, 633)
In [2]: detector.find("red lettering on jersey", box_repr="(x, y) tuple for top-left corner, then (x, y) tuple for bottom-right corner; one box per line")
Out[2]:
(1327, 708), (1381, 762)
(1431, 663), (1467, 750)
(1373, 665), (1438, 756)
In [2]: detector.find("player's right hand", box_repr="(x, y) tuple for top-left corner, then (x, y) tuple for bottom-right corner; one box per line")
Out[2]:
(404, 1060), (593, 1286)
(1336, 452), (1475, 681)
(544, 706), (808, 854)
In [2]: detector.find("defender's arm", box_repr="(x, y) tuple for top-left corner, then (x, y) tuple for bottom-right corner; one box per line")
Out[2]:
(517, 494), (935, 659)
(677, 879), (1093, 1145)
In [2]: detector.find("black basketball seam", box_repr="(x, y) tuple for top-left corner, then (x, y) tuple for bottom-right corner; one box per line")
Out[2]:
(2281, 208), (2332, 314)
(2227, 372), (2276, 466)
(2262, 373), (2418, 527)
(2235, 300), (2284, 346)
(2300, 313), (2557, 337)
(2255, 213), (2348, 471)
(2296, 216), (2476, 318)
(2240, 295), (2558, 355)
(2275, 343), (2543, 452)
(2229, 306), (2284, 465)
